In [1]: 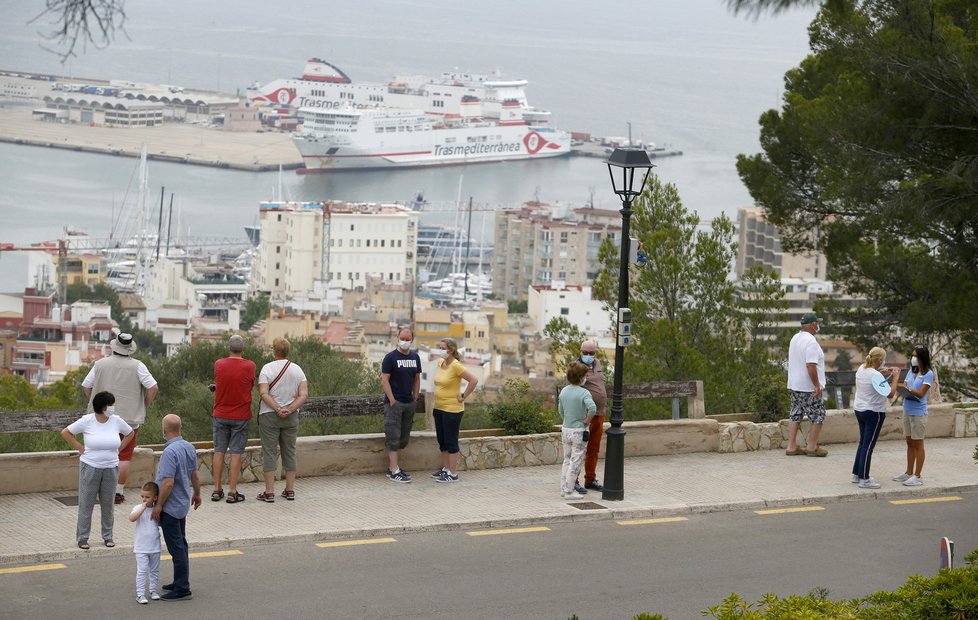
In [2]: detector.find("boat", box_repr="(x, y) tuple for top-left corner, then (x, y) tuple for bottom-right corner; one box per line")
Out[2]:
(248, 58), (556, 124)
(292, 106), (569, 170)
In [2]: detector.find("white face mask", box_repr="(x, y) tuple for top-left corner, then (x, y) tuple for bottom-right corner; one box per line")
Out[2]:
(105, 406), (116, 416)
(815, 323), (820, 334)
(397, 340), (412, 351)
(911, 356), (919, 369)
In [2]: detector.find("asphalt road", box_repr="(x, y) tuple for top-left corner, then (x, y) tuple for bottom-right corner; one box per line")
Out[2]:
(2, 492), (975, 620)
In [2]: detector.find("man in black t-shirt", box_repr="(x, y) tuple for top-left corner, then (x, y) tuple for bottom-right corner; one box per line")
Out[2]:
(380, 327), (422, 483)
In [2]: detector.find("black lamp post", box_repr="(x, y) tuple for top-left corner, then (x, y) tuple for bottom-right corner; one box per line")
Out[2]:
(602, 147), (654, 501)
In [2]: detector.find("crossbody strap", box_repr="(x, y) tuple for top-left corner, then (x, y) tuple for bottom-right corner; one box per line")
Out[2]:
(268, 360), (291, 392)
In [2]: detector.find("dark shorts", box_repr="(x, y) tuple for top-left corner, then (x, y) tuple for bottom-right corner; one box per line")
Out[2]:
(118, 427), (139, 461)
(384, 400), (416, 452)
(789, 390), (826, 424)
(213, 417), (250, 454)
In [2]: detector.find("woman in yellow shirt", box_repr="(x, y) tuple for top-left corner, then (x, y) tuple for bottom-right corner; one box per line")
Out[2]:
(431, 338), (478, 482)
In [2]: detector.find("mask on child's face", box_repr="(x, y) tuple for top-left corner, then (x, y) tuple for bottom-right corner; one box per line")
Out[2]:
(106, 406), (116, 416)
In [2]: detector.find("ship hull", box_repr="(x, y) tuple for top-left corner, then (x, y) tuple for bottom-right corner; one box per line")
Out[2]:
(293, 127), (570, 171)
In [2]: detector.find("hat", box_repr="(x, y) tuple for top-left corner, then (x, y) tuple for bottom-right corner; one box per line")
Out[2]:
(110, 332), (137, 356)
(800, 312), (821, 326)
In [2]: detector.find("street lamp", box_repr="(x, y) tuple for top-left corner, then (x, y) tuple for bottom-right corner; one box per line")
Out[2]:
(602, 147), (654, 501)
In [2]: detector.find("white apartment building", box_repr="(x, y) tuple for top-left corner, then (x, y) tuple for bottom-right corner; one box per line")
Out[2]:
(251, 201), (418, 298)
(251, 202), (324, 297)
(736, 206), (826, 279)
(324, 202), (418, 291)
(527, 284), (611, 335)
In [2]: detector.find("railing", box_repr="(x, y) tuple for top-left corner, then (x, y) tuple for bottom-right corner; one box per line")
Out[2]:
(825, 369), (909, 409)
(556, 380), (706, 421)
(0, 394), (427, 434)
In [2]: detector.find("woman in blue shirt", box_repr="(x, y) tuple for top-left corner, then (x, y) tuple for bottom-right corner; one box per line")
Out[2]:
(894, 345), (934, 487)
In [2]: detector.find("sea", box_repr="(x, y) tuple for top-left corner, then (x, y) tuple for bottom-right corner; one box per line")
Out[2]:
(0, 0), (818, 291)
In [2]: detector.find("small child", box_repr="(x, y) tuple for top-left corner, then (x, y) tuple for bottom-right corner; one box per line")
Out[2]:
(128, 481), (162, 604)
(558, 361), (596, 500)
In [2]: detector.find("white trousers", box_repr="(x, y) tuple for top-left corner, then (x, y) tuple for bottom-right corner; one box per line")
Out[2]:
(561, 427), (586, 494)
(135, 552), (161, 597)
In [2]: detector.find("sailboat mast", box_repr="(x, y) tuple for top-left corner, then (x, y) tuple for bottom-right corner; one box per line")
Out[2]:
(464, 196), (473, 298)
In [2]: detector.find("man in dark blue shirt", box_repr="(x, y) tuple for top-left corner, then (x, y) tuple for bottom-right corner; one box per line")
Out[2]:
(381, 327), (422, 483)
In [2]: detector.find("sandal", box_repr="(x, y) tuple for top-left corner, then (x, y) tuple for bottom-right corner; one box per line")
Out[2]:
(256, 491), (275, 503)
(211, 489), (225, 502)
(78, 541), (90, 550)
(226, 491), (245, 504)
(281, 489), (295, 501)
(104, 540), (115, 548)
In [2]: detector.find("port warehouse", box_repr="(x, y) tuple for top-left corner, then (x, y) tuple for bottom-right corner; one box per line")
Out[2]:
(3, 72), (240, 127)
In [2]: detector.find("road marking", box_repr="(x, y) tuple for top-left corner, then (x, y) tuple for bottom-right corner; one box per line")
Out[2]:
(889, 496), (963, 506)
(754, 506), (825, 515)
(467, 526), (551, 537)
(617, 517), (688, 526)
(316, 537), (398, 548)
(0, 564), (66, 575)
(162, 550), (242, 561)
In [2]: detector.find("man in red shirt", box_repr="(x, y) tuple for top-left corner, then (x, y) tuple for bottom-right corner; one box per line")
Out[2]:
(209, 335), (255, 504)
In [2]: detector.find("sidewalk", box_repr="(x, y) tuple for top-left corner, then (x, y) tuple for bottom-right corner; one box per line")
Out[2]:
(1, 437), (975, 565)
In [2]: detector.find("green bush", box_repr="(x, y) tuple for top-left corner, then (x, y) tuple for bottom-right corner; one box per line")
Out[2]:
(486, 379), (555, 435)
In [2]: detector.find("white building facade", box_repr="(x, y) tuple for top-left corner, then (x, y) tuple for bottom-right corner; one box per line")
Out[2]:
(527, 284), (611, 336)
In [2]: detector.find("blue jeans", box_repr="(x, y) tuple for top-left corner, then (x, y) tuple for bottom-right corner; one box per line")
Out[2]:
(159, 512), (190, 593)
(852, 409), (886, 480)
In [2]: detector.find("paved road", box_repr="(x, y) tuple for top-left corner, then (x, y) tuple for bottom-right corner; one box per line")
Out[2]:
(2, 491), (974, 619)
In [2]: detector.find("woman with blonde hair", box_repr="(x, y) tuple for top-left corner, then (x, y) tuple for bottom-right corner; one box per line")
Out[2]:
(430, 338), (477, 482)
(851, 347), (899, 488)
(256, 337), (308, 502)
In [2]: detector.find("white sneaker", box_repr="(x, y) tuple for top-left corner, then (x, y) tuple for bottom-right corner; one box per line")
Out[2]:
(903, 475), (923, 486)
(137, 596), (149, 605)
(851, 474), (860, 483)
(150, 592), (160, 601)
(858, 478), (881, 489)
(892, 472), (911, 482)
(564, 491), (585, 500)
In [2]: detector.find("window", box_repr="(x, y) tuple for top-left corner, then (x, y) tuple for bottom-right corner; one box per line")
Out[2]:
(275, 262), (280, 269)
(465, 331), (471, 338)
(366, 239), (371, 247)
(397, 240), (402, 247)
(350, 224), (355, 231)
(478, 330), (485, 338)
(389, 273), (394, 280)
(274, 278), (279, 286)
(87, 264), (99, 274)
(381, 240), (386, 247)
(276, 246), (281, 254)
(357, 239), (361, 247)
(560, 307), (569, 315)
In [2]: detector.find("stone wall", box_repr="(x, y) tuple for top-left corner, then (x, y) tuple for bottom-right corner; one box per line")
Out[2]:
(2, 403), (974, 495)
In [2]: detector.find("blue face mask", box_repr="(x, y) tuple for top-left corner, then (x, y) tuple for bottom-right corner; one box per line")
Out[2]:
(580, 354), (595, 365)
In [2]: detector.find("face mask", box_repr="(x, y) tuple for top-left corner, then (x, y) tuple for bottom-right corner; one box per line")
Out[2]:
(397, 340), (412, 351)
(581, 354), (595, 365)
(815, 324), (820, 334)
(911, 356), (919, 369)
(430, 348), (444, 358)
(106, 406), (116, 416)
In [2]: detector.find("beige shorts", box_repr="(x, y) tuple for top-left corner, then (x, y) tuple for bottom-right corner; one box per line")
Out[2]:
(903, 415), (927, 440)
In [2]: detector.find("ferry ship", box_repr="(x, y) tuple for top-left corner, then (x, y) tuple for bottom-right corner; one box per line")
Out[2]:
(248, 58), (554, 123)
(293, 105), (569, 170)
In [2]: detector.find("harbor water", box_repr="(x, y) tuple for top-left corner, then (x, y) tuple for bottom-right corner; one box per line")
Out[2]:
(0, 0), (817, 291)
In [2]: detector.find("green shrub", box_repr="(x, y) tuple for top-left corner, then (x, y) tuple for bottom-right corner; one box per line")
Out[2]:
(486, 379), (555, 435)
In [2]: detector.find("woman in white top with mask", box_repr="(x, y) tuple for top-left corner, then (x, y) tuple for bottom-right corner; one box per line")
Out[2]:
(851, 347), (899, 489)
(61, 390), (135, 549)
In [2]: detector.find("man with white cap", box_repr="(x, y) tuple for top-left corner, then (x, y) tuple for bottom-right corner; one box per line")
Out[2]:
(82, 332), (159, 504)
(785, 312), (827, 457)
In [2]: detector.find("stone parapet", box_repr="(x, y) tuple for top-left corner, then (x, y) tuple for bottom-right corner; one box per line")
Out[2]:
(1, 403), (971, 495)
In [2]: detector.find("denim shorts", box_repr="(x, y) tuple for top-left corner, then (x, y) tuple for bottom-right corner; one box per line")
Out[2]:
(213, 417), (250, 454)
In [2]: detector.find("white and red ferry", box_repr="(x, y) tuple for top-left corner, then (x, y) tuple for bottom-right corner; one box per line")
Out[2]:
(293, 104), (569, 171)
(248, 58), (554, 122)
